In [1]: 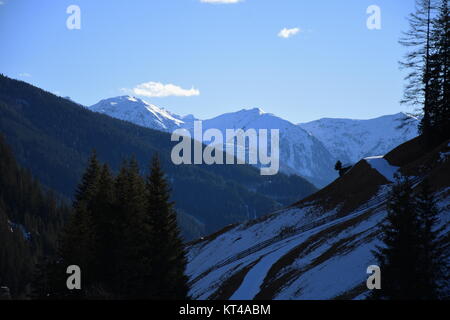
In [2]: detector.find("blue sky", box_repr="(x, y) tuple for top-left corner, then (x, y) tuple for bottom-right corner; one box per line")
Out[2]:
(0, 0), (415, 122)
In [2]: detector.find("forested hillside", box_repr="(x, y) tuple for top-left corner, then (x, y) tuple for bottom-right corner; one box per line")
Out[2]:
(0, 135), (70, 298)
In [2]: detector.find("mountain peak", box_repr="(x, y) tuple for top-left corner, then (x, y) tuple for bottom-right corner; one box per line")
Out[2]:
(239, 107), (266, 115)
(108, 95), (147, 104)
(123, 95), (140, 103)
(89, 96), (186, 131)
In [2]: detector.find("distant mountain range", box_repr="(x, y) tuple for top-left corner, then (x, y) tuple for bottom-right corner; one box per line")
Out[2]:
(89, 96), (420, 187)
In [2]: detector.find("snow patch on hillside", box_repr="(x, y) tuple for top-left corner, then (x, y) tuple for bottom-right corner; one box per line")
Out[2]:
(364, 156), (399, 182)
(187, 183), (449, 300)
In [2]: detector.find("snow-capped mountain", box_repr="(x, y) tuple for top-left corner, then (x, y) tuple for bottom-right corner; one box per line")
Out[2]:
(89, 96), (419, 188)
(89, 96), (195, 132)
(89, 97), (337, 187)
(183, 108), (337, 188)
(299, 113), (419, 165)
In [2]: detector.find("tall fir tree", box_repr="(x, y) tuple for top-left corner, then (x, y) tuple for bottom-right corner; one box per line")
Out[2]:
(146, 155), (189, 300)
(371, 175), (422, 300)
(113, 158), (154, 299)
(88, 163), (116, 295)
(58, 151), (101, 298)
(371, 176), (448, 299)
(414, 180), (448, 299)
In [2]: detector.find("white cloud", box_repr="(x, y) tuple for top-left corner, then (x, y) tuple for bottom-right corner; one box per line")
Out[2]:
(200, 0), (243, 4)
(278, 27), (300, 39)
(123, 81), (200, 98)
(18, 73), (32, 78)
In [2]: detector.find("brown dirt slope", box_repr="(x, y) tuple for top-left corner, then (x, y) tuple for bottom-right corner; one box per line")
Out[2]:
(292, 160), (387, 216)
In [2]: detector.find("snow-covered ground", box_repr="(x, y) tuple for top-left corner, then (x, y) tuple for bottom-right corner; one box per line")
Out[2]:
(364, 156), (399, 182)
(187, 185), (449, 300)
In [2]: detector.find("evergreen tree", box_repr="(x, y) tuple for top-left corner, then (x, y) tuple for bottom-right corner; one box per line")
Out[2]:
(371, 176), (448, 299)
(371, 175), (422, 300)
(400, 0), (435, 138)
(146, 155), (189, 300)
(58, 152), (101, 298)
(73, 152), (102, 209)
(431, 0), (450, 139)
(89, 164), (116, 293)
(113, 158), (154, 299)
(415, 180), (448, 299)
(400, 0), (449, 143)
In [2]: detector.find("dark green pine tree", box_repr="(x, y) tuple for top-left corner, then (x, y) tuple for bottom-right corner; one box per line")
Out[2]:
(146, 155), (189, 300)
(414, 180), (448, 299)
(371, 176), (449, 300)
(370, 175), (423, 300)
(87, 163), (116, 297)
(113, 158), (154, 299)
(58, 151), (101, 298)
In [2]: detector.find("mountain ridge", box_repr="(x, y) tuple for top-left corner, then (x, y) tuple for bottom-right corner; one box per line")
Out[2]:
(89, 96), (419, 188)
(299, 113), (419, 165)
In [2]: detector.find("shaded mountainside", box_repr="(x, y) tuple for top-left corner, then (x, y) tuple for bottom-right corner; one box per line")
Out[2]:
(186, 137), (450, 300)
(0, 75), (317, 240)
(0, 135), (70, 298)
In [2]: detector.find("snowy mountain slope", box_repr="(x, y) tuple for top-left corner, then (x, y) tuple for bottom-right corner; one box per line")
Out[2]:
(89, 96), (195, 131)
(89, 99), (338, 187)
(182, 108), (338, 188)
(186, 137), (450, 300)
(299, 113), (419, 165)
